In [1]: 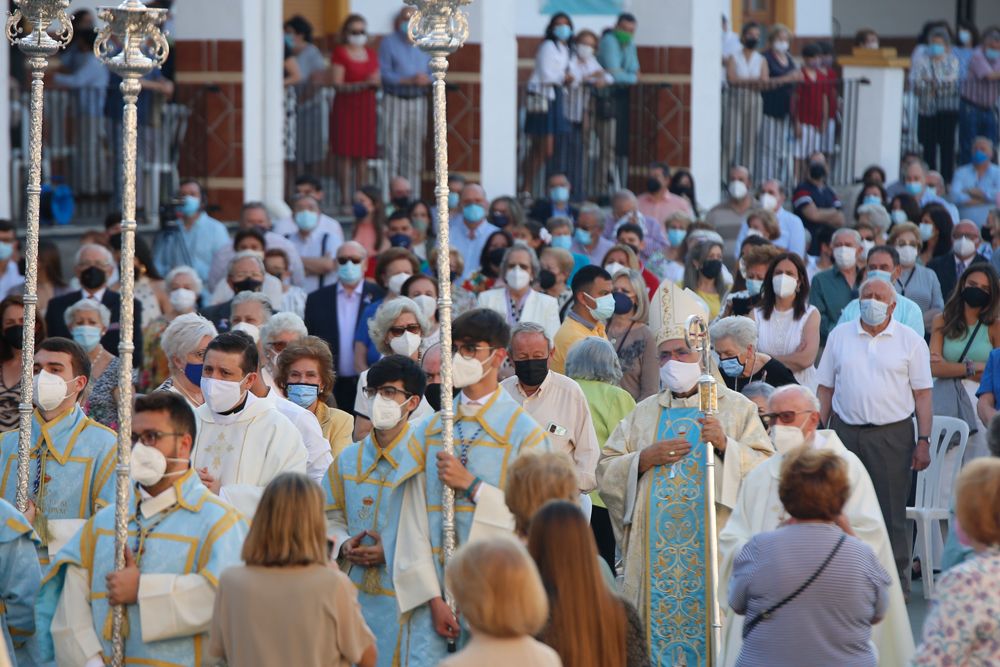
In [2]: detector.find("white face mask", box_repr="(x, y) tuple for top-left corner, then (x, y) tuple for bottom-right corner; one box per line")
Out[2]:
(773, 40), (789, 53)
(896, 245), (919, 266)
(347, 33), (367, 47)
(389, 330), (422, 357)
(388, 272), (412, 295)
(576, 44), (594, 60)
(659, 359), (702, 394)
(759, 192), (779, 212)
(371, 394), (405, 431)
(33, 369), (75, 412)
(453, 350), (493, 388)
(604, 262), (627, 277)
(200, 376), (248, 414)
(770, 424), (806, 455)
(860, 240), (875, 259)
(505, 267), (531, 291)
(728, 180), (748, 200)
(231, 321), (260, 344)
(130, 442), (188, 487)
(772, 273), (798, 298)
(953, 237), (976, 259)
(833, 246), (858, 269)
(169, 287), (197, 313)
(412, 294), (437, 320)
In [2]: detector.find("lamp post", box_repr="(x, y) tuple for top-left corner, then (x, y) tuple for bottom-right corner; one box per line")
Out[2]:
(5, 0), (73, 516)
(405, 0), (471, 650)
(93, 1), (168, 663)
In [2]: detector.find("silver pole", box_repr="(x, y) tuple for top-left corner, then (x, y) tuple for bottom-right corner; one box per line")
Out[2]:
(5, 0), (74, 513)
(93, 2), (168, 664)
(406, 0), (470, 651)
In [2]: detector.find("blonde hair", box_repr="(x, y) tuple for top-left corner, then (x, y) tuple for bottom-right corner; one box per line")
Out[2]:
(446, 537), (549, 637)
(956, 458), (1000, 547)
(242, 473), (329, 566)
(504, 452), (579, 537)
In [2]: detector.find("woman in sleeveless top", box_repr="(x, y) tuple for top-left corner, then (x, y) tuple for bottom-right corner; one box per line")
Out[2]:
(753, 253), (820, 391)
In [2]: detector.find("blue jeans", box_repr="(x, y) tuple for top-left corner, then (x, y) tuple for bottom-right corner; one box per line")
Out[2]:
(959, 98), (999, 166)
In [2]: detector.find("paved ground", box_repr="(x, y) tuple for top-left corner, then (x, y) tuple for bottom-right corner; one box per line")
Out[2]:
(906, 579), (931, 645)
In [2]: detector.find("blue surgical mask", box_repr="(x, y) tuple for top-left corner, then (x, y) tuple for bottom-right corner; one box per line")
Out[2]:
(574, 227), (592, 246)
(987, 48), (1000, 61)
(447, 191), (460, 209)
(904, 181), (923, 196)
(859, 298), (889, 326)
(862, 195), (882, 206)
(551, 235), (572, 250)
(928, 43), (946, 57)
(586, 292), (615, 321)
(746, 278), (763, 296)
(184, 362), (203, 386)
(0, 242), (13, 261)
(667, 228), (687, 247)
(973, 149), (990, 165)
(294, 210), (319, 231)
(180, 195), (200, 217)
(867, 269), (893, 285)
(399, 19), (409, 35)
(284, 34), (294, 50)
(286, 383), (319, 408)
(338, 260), (363, 284)
(553, 24), (573, 42)
(463, 203), (485, 223)
(550, 186), (570, 203)
(71, 325), (103, 352)
(719, 356), (745, 378)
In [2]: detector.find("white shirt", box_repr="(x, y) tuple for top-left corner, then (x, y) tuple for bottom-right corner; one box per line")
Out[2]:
(528, 39), (571, 97)
(730, 50), (764, 80)
(816, 318), (933, 425)
(207, 232), (306, 290)
(500, 371), (599, 492)
(285, 216), (346, 293)
(0, 260), (23, 298)
(262, 389), (334, 484)
(336, 282), (363, 378)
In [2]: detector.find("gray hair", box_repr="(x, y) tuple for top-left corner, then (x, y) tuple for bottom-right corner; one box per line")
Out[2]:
(161, 313), (217, 371)
(508, 322), (552, 353)
(565, 336), (623, 384)
(710, 315), (758, 349)
(337, 240), (369, 260)
(612, 189), (638, 205)
(741, 381), (775, 403)
(545, 215), (574, 234)
(74, 243), (114, 269)
(368, 296), (430, 355)
(227, 249), (266, 277)
(770, 383), (822, 413)
(578, 202), (603, 222)
(164, 265), (203, 295)
(859, 276), (897, 304)
(665, 209), (696, 225)
(500, 242), (541, 282)
(857, 204), (891, 233)
(291, 193), (320, 210)
(64, 298), (111, 329)
(973, 135), (995, 152)
(832, 227), (862, 246)
(230, 291), (274, 319)
(260, 311), (308, 345)
(617, 269), (649, 324)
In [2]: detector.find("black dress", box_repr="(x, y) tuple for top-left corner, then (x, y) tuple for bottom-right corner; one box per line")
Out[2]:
(722, 357), (798, 392)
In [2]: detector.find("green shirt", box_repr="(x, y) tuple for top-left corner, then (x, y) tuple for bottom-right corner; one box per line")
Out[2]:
(809, 267), (860, 345)
(574, 379), (637, 509)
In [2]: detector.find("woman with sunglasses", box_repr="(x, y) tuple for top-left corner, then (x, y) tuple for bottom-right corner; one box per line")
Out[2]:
(352, 296), (433, 441)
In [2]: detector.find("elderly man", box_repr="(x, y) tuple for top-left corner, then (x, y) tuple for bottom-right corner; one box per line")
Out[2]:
(838, 245), (925, 336)
(387, 176), (414, 213)
(572, 203), (615, 265)
(809, 228), (864, 345)
(637, 161), (693, 224)
(529, 172), (579, 222)
(950, 137), (1000, 228)
(601, 189), (667, 261)
(273, 174), (346, 238)
(45, 243), (145, 365)
(734, 179), (807, 257)
(817, 276), (933, 595)
(793, 152), (846, 255)
(153, 179), (230, 284)
(200, 251), (272, 331)
(500, 322), (599, 492)
(449, 183), (498, 281)
(286, 194), (342, 293)
(718, 384), (914, 667)
(928, 219), (989, 299)
(706, 165), (756, 238)
(208, 202), (305, 290)
(598, 283), (772, 663)
(901, 159), (960, 223)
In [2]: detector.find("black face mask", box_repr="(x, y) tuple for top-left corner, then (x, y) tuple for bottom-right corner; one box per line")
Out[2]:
(233, 278), (262, 293)
(613, 291), (634, 315)
(646, 177), (663, 194)
(391, 196), (411, 210)
(490, 213), (509, 228)
(671, 184), (693, 199)
(80, 266), (107, 290)
(514, 358), (549, 387)
(809, 163), (827, 181)
(2, 326), (23, 351)
(538, 269), (557, 290)
(962, 286), (991, 309)
(424, 383), (442, 412)
(487, 247), (507, 269)
(743, 37), (759, 49)
(700, 259), (723, 279)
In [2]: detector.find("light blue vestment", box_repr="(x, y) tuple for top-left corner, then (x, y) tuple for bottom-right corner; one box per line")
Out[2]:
(0, 498), (41, 667)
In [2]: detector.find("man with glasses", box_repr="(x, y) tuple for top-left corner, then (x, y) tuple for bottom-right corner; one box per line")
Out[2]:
(598, 283), (772, 662)
(385, 308), (549, 666)
(36, 391), (248, 667)
(324, 354), (426, 666)
(718, 384), (914, 666)
(837, 246), (925, 336)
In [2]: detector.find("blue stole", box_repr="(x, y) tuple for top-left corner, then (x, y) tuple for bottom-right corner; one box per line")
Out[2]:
(0, 499), (40, 664)
(34, 470), (248, 667)
(647, 406), (710, 666)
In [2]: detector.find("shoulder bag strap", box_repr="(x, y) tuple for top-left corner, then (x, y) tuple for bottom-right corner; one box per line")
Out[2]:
(958, 320), (984, 364)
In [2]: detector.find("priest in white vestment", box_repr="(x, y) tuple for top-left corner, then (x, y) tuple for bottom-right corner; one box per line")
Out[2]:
(718, 384), (914, 667)
(193, 330), (308, 517)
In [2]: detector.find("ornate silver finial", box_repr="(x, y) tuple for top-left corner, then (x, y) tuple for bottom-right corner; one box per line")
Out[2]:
(405, 0), (472, 54)
(6, 0), (73, 56)
(94, 0), (168, 79)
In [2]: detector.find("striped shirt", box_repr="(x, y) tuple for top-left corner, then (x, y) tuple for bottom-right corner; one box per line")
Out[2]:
(729, 523), (891, 667)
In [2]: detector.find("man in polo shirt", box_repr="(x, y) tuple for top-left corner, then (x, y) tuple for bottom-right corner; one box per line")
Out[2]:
(837, 246), (925, 337)
(793, 151), (845, 255)
(449, 183), (498, 281)
(705, 165), (756, 236)
(501, 322), (599, 493)
(551, 265), (613, 374)
(900, 159), (959, 224)
(809, 228), (863, 345)
(817, 276), (933, 596)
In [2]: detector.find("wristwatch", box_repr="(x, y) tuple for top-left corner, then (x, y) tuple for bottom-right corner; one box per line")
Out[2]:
(917, 435), (930, 443)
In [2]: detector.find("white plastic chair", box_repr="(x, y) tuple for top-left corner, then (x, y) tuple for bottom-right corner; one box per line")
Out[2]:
(906, 415), (969, 599)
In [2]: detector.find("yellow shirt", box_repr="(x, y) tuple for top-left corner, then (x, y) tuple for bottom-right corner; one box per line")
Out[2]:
(551, 313), (607, 374)
(695, 289), (722, 320)
(315, 402), (355, 458)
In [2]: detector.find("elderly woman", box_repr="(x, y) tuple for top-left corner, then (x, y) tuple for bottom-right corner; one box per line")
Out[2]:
(0, 295), (45, 430)
(889, 222), (944, 332)
(67, 298), (119, 429)
(741, 381), (775, 430)
(354, 247), (422, 373)
(914, 459), (1000, 664)
(855, 203), (890, 247)
(140, 265), (203, 392)
(402, 274), (441, 354)
(710, 316), (797, 393)
(478, 242), (561, 342)
(277, 335), (354, 457)
(565, 335), (637, 572)
(729, 447), (891, 667)
(745, 208), (780, 243)
(353, 296), (433, 441)
(260, 312), (309, 394)
(156, 312), (218, 410)
(607, 268), (658, 402)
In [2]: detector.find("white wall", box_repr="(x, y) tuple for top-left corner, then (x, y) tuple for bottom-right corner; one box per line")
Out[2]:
(67, 0), (244, 40)
(796, 0), (832, 36)
(833, 0), (948, 38)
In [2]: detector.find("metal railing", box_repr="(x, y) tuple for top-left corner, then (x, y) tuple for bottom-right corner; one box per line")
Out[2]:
(721, 78), (863, 195)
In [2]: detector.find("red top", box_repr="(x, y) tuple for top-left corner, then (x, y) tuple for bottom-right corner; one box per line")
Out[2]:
(793, 68), (838, 128)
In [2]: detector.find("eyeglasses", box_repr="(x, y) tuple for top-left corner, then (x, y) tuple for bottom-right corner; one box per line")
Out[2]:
(954, 233), (979, 241)
(389, 324), (422, 337)
(268, 340), (290, 353)
(452, 343), (495, 359)
(131, 431), (184, 446)
(759, 412), (772, 428)
(362, 385), (412, 401)
(338, 257), (362, 265)
(762, 410), (814, 425)
(657, 349), (694, 363)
